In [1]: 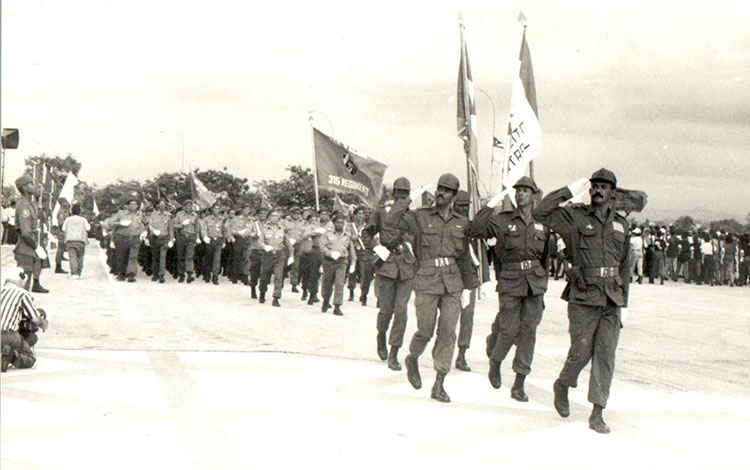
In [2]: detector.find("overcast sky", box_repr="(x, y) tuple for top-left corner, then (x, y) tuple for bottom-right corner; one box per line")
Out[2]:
(2, 0), (749, 219)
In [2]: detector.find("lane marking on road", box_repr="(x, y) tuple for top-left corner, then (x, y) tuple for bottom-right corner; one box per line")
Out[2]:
(97, 244), (139, 319)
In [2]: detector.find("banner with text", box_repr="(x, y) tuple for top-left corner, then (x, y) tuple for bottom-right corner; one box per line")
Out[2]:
(313, 128), (387, 208)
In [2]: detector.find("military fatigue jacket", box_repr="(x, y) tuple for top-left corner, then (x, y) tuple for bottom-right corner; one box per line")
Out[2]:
(284, 219), (305, 246)
(533, 187), (631, 307)
(469, 206), (551, 296)
(363, 198), (417, 280)
(106, 210), (145, 238)
(405, 204), (473, 295)
(147, 211), (173, 238)
(199, 215), (225, 240)
(173, 211), (200, 237)
(14, 196), (39, 257)
(261, 222), (289, 252)
(321, 230), (357, 263)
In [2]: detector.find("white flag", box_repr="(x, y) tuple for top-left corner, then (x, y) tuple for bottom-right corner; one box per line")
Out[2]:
(51, 172), (79, 226)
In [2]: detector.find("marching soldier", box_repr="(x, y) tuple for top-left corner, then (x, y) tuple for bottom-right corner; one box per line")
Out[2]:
(363, 177), (418, 370)
(248, 208), (267, 296)
(199, 204), (226, 285)
(533, 168), (631, 434)
(258, 208), (292, 306)
(320, 213), (357, 316)
(106, 197), (145, 282)
(468, 177), (551, 401)
(12, 175), (48, 293)
(173, 199), (200, 283)
(299, 212), (326, 305)
(147, 199), (173, 283)
(347, 207), (375, 304)
(284, 206), (306, 293)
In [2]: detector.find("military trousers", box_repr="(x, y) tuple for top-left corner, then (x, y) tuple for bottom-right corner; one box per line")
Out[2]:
(114, 234), (140, 276)
(375, 275), (413, 348)
(229, 239), (247, 280)
(349, 251), (375, 299)
(175, 234), (196, 274)
(300, 250), (322, 296)
(559, 302), (621, 408)
(457, 288), (477, 349)
(204, 238), (224, 276)
(249, 248), (263, 287)
(321, 258), (347, 306)
(149, 236), (169, 276)
(408, 289), (461, 375)
(259, 250), (285, 299)
(488, 293), (544, 375)
(1, 330), (37, 369)
(14, 253), (42, 278)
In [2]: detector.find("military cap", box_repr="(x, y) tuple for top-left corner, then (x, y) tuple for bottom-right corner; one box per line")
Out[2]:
(318, 207), (330, 215)
(255, 207), (269, 215)
(393, 177), (411, 191)
(353, 206), (366, 215)
(183, 198), (194, 205)
(589, 168), (617, 187)
(289, 205), (301, 213)
(437, 173), (460, 191)
(512, 176), (540, 193)
(454, 190), (471, 206)
(332, 213), (346, 222)
(14, 174), (33, 190)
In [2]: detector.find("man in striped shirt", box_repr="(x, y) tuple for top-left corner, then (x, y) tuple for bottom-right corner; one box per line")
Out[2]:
(1, 267), (49, 372)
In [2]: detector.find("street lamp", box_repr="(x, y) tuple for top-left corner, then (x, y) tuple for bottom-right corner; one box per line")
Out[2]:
(160, 129), (185, 173)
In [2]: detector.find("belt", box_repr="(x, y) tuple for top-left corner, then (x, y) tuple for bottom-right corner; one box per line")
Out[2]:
(502, 259), (541, 271)
(583, 267), (619, 278)
(431, 257), (455, 267)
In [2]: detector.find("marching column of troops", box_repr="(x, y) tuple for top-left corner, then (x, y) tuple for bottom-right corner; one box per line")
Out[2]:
(7, 169), (632, 434)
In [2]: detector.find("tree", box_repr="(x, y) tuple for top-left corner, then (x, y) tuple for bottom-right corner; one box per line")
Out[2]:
(673, 215), (695, 232)
(255, 165), (326, 210)
(2, 185), (18, 202)
(709, 219), (745, 234)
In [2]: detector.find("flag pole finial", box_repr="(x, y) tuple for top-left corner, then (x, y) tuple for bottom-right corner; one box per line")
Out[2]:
(517, 11), (528, 29)
(458, 11), (464, 28)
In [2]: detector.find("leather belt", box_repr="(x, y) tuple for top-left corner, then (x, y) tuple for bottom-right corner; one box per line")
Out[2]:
(502, 259), (541, 271)
(432, 257), (455, 267)
(583, 267), (619, 278)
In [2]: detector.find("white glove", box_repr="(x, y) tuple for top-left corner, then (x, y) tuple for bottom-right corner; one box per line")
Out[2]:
(288, 237), (296, 246)
(237, 228), (249, 236)
(373, 245), (390, 261)
(35, 246), (48, 260)
(620, 308), (628, 325)
(487, 188), (510, 209)
(314, 227), (326, 234)
(228, 236), (235, 243)
(287, 256), (295, 266)
(168, 240), (174, 248)
(409, 184), (430, 202)
(196, 237), (201, 244)
(110, 241), (116, 249)
(486, 237), (497, 247)
(203, 236), (211, 244)
(144, 238), (150, 247)
(119, 219), (132, 227)
(264, 244), (273, 252)
(349, 263), (356, 274)
(329, 250), (341, 260)
(566, 177), (590, 198)
(140, 231), (148, 241)
(480, 281), (494, 300)
(182, 219), (191, 226)
(152, 229), (161, 236)
(460, 289), (471, 307)
(102, 228), (108, 237)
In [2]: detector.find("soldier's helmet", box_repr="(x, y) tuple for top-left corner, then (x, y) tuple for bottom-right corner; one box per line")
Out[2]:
(437, 173), (460, 191)
(454, 190), (471, 206)
(512, 176), (540, 194)
(392, 177), (411, 192)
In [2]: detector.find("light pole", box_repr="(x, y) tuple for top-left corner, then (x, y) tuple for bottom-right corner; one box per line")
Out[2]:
(160, 129), (185, 173)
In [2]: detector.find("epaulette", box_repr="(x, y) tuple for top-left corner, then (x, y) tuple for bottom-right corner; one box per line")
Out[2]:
(568, 202), (588, 209)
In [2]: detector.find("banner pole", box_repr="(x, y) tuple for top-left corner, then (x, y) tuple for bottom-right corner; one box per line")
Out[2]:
(309, 113), (320, 212)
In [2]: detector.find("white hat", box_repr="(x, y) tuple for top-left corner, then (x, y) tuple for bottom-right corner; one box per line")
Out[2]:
(1, 266), (26, 287)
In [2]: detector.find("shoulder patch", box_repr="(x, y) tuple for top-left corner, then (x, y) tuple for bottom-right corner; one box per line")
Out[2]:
(613, 221), (625, 233)
(534, 223), (544, 231)
(21, 209), (30, 218)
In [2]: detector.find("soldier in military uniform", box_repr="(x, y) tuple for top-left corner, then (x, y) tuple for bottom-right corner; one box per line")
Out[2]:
(248, 208), (268, 295)
(469, 177), (551, 401)
(399, 173), (474, 403)
(452, 190), (481, 373)
(258, 208), (292, 306)
(12, 175), (48, 293)
(533, 168), (631, 434)
(199, 203), (226, 285)
(53, 198), (71, 274)
(363, 177), (418, 370)
(173, 199), (200, 283)
(105, 197), (146, 282)
(346, 207), (375, 305)
(147, 199), (173, 283)
(320, 213), (357, 315)
(300, 212), (326, 305)
(284, 206), (306, 293)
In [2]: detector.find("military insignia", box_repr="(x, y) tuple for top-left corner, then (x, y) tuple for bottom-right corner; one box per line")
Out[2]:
(342, 152), (358, 176)
(534, 223), (543, 231)
(586, 224), (593, 230)
(613, 221), (624, 233)
(508, 224), (517, 232)
(21, 209), (30, 218)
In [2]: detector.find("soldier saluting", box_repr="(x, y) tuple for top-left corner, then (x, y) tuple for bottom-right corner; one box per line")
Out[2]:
(532, 168), (631, 434)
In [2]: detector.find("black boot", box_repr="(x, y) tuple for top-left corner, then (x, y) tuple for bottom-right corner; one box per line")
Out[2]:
(251, 286), (257, 299)
(117, 274), (127, 282)
(455, 347), (471, 372)
(376, 332), (388, 360)
(307, 295), (316, 306)
(387, 346), (401, 371)
(333, 305), (343, 316)
(178, 274), (185, 283)
(301, 290), (308, 301)
(348, 289), (355, 302)
(159, 275), (165, 284)
(485, 333), (496, 358)
(204, 274), (211, 283)
(259, 291), (266, 304)
(360, 295), (367, 306)
(241, 275), (250, 286)
(55, 263), (68, 274)
(31, 279), (49, 294)
(405, 355), (421, 390)
(212, 274), (219, 285)
(488, 358), (501, 389)
(589, 404), (610, 434)
(127, 273), (136, 283)
(292, 285), (299, 293)
(553, 379), (570, 418)
(430, 372), (450, 403)
(151, 274), (158, 282)
(272, 298), (281, 307)
(510, 373), (529, 402)
(321, 300), (330, 312)
(187, 272), (195, 283)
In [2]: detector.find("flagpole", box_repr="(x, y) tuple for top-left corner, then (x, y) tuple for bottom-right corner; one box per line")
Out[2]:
(308, 113), (320, 212)
(522, 21), (535, 182)
(475, 87), (496, 193)
(458, 15), (476, 218)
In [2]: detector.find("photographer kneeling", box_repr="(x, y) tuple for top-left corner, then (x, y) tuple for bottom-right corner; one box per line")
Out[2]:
(1, 267), (49, 372)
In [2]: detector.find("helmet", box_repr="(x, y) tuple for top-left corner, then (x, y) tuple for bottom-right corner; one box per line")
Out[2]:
(454, 190), (471, 206)
(512, 176), (540, 194)
(437, 173), (460, 191)
(393, 177), (411, 191)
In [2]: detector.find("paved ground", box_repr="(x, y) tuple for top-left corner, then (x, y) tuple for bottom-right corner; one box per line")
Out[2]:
(1, 243), (749, 469)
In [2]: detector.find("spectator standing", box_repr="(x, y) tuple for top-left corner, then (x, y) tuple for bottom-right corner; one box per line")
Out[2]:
(61, 203), (91, 279)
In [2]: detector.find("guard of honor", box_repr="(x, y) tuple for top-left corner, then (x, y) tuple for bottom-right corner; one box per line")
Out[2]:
(11, 166), (632, 433)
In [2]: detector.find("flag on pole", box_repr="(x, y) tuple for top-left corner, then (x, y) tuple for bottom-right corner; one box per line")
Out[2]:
(333, 192), (355, 217)
(313, 128), (387, 208)
(457, 14), (480, 217)
(492, 136), (504, 163)
(189, 170), (217, 210)
(93, 198), (100, 216)
(51, 172), (79, 226)
(502, 12), (542, 192)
